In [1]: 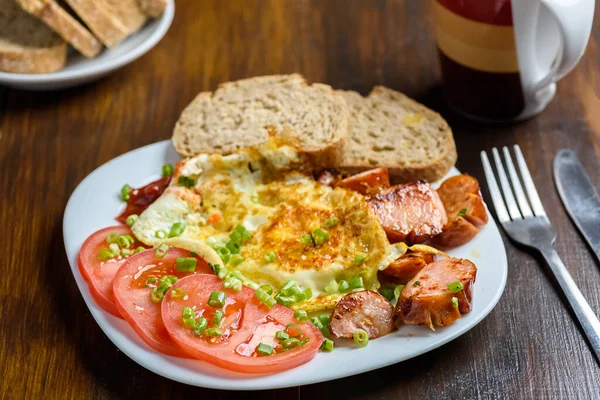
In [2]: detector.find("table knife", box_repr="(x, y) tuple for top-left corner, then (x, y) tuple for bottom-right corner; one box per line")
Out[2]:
(553, 149), (600, 263)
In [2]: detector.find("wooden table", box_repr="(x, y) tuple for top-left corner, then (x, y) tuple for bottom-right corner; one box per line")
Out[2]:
(1, 1), (599, 398)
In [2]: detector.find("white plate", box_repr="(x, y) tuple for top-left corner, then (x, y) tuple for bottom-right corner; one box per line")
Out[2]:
(63, 140), (508, 390)
(0, 1), (174, 91)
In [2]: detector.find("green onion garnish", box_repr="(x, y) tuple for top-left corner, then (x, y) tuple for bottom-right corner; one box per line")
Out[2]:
(135, 246), (146, 254)
(350, 276), (364, 290)
(168, 222), (186, 238)
(106, 231), (120, 244)
(302, 288), (312, 300)
(300, 234), (313, 245)
(286, 323), (302, 338)
(159, 275), (178, 285)
(98, 248), (114, 261)
(320, 339), (334, 352)
(126, 214), (138, 227)
(109, 243), (120, 256)
(223, 276), (243, 292)
(250, 195), (260, 204)
(259, 285), (273, 296)
(354, 253), (367, 266)
(318, 314), (330, 326)
(207, 327), (222, 337)
(452, 296), (459, 308)
(325, 280), (338, 294)
(177, 176), (196, 189)
(121, 248), (131, 257)
(275, 295), (295, 306)
(312, 229), (330, 246)
(394, 285), (404, 300)
(229, 254), (244, 266)
(294, 310), (308, 322)
(212, 309), (224, 326)
(120, 184), (131, 201)
(275, 330), (289, 341)
(171, 288), (185, 299)
(162, 163), (174, 177)
(193, 317), (208, 335)
(338, 280), (351, 293)
(150, 288), (164, 303)
(323, 216), (340, 228)
(208, 290), (226, 308)
(379, 287), (394, 301)
(117, 235), (131, 248)
(254, 287), (276, 309)
(182, 307), (196, 326)
(155, 230), (166, 239)
(413, 280), (421, 287)
(264, 251), (276, 263)
(256, 342), (273, 356)
(447, 281), (464, 293)
(144, 277), (157, 287)
(176, 257), (197, 272)
(154, 243), (168, 258)
(353, 329), (369, 347)
(457, 208), (468, 217)
(299, 337), (310, 347)
(282, 338), (300, 350)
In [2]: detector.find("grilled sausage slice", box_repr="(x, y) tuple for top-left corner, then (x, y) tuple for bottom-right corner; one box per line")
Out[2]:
(337, 168), (390, 195)
(395, 258), (477, 329)
(430, 217), (479, 249)
(437, 174), (488, 227)
(330, 290), (394, 339)
(381, 251), (435, 284)
(367, 181), (448, 244)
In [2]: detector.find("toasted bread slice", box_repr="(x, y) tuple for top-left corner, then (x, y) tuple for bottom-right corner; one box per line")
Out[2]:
(98, 0), (147, 34)
(15, 0), (101, 58)
(65, 0), (129, 48)
(339, 87), (457, 183)
(136, 0), (166, 18)
(0, 0), (67, 73)
(173, 74), (349, 168)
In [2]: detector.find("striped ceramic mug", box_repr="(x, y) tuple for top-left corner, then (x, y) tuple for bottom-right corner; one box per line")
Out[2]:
(433, 0), (594, 122)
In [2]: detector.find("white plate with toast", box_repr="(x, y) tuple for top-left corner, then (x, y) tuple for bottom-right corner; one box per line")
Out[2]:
(0, 0), (174, 90)
(63, 139), (508, 390)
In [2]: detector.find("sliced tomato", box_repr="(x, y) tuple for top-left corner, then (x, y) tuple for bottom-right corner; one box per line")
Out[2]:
(161, 275), (323, 374)
(116, 175), (171, 224)
(78, 226), (147, 317)
(112, 247), (213, 357)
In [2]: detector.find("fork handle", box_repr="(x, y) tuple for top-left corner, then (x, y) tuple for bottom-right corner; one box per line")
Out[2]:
(541, 247), (600, 363)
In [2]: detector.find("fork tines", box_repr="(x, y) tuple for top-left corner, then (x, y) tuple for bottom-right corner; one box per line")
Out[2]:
(480, 145), (547, 222)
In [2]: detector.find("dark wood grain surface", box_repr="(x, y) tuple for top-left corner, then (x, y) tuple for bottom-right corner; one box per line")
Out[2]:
(1, 1), (600, 398)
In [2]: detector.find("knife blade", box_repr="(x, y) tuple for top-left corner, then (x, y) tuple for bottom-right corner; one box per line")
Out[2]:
(553, 149), (600, 263)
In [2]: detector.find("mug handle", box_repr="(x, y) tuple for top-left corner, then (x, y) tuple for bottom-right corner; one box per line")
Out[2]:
(533, 0), (594, 91)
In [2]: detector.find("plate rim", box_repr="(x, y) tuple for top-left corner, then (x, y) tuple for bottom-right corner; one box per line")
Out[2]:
(63, 139), (508, 390)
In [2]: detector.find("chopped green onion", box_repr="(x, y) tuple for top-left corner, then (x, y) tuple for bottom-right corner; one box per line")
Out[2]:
(300, 234), (313, 245)
(452, 296), (459, 308)
(413, 280), (421, 287)
(350, 276), (364, 290)
(98, 248), (114, 261)
(176, 257), (197, 272)
(354, 253), (368, 266)
(208, 290), (226, 308)
(338, 280), (351, 293)
(154, 243), (168, 258)
(275, 295), (295, 306)
(193, 317), (208, 335)
(311, 317), (324, 330)
(212, 309), (224, 326)
(144, 277), (157, 287)
(286, 323), (302, 338)
(177, 176), (196, 189)
(264, 251), (276, 263)
(320, 339), (334, 352)
(207, 327), (222, 337)
(225, 240), (240, 255)
(312, 229), (330, 246)
(457, 208), (468, 217)
(259, 285), (273, 296)
(294, 310), (308, 322)
(168, 222), (186, 238)
(182, 307), (196, 326)
(120, 184), (131, 201)
(256, 342), (273, 356)
(229, 254), (244, 266)
(353, 329), (369, 347)
(126, 214), (138, 227)
(223, 276), (243, 292)
(379, 287), (394, 301)
(171, 288), (185, 299)
(159, 275), (178, 285)
(299, 337), (310, 347)
(323, 216), (340, 228)
(303, 288), (313, 300)
(150, 288), (164, 303)
(117, 235), (131, 248)
(109, 243), (120, 256)
(282, 338), (300, 350)
(275, 331), (289, 341)
(135, 246), (145, 254)
(394, 285), (404, 301)
(124, 234), (135, 244)
(121, 248), (131, 256)
(106, 231), (120, 244)
(246, 282), (260, 290)
(318, 314), (330, 326)
(254, 287), (276, 309)
(325, 280), (338, 294)
(250, 195), (260, 204)
(209, 263), (228, 280)
(155, 230), (166, 239)
(162, 163), (174, 177)
(447, 281), (464, 293)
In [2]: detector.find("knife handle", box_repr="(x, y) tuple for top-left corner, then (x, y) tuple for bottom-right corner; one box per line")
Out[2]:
(541, 247), (600, 364)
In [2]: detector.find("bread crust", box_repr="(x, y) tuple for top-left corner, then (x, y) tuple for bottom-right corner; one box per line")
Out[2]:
(0, 41), (66, 74)
(136, 0), (167, 17)
(65, 0), (129, 48)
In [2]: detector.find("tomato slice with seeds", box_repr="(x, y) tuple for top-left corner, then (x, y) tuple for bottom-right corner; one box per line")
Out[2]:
(112, 247), (213, 357)
(161, 275), (323, 374)
(78, 226), (147, 317)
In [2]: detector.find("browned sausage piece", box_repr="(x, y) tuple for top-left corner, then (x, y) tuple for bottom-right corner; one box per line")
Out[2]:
(429, 217), (479, 249)
(336, 168), (390, 195)
(367, 181), (448, 244)
(330, 290), (394, 339)
(437, 174), (488, 227)
(381, 251), (435, 284)
(395, 258), (477, 329)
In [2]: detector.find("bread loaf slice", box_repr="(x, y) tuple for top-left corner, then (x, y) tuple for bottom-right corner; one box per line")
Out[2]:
(98, 0), (147, 34)
(16, 0), (102, 58)
(173, 74), (349, 167)
(136, 0), (166, 17)
(339, 87), (457, 183)
(0, 0), (67, 73)
(65, 0), (129, 47)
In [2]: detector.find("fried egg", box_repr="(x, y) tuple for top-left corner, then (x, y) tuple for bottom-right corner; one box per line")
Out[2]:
(132, 139), (396, 312)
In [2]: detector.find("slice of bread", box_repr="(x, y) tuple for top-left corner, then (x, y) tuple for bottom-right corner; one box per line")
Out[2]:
(65, 0), (129, 48)
(98, 0), (147, 34)
(339, 87), (457, 183)
(173, 74), (349, 167)
(0, 0), (67, 73)
(16, 0), (102, 58)
(136, 0), (166, 18)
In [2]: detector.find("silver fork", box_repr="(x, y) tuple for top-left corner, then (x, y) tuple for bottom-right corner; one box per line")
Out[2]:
(481, 145), (600, 362)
